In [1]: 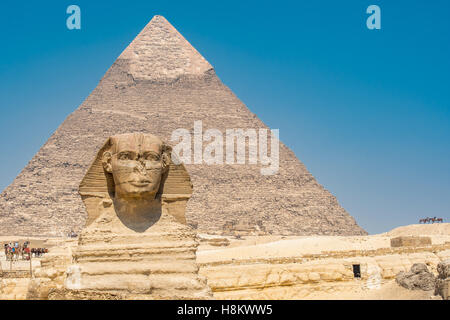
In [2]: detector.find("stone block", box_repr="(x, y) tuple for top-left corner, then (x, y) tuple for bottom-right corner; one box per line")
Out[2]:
(391, 236), (431, 248)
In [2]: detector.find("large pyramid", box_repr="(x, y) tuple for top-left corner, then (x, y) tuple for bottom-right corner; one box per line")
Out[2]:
(0, 16), (366, 237)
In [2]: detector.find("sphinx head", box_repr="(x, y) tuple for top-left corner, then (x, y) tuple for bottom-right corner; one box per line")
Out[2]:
(102, 133), (172, 200)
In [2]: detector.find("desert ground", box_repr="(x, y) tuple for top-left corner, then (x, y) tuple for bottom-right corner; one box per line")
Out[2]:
(197, 223), (450, 262)
(196, 223), (449, 299)
(0, 223), (449, 299)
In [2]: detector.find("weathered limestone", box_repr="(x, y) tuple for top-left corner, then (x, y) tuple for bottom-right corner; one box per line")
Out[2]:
(197, 244), (450, 299)
(0, 15), (365, 237)
(198, 234), (230, 247)
(29, 133), (211, 299)
(395, 263), (436, 291)
(391, 236), (432, 248)
(435, 259), (450, 300)
(0, 279), (30, 300)
(223, 220), (266, 236)
(0, 230), (448, 300)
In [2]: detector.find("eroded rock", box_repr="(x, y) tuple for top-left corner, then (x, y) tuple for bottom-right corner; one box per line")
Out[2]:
(434, 259), (450, 300)
(396, 263), (435, 291)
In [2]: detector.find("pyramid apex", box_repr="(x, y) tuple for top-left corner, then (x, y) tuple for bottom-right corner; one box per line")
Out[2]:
(146, 15), (170, 26)
(150, 15), (168, 22)
(117, 15), (213, 80)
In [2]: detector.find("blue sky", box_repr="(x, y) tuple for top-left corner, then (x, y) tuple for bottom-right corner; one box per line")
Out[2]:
(0, 1), (449, 234)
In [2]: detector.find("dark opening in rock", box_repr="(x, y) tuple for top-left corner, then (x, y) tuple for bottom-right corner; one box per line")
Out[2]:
(353, 264), (361, 278)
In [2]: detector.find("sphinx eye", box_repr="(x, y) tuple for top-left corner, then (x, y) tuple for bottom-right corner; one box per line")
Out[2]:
(143, 153), (160, 161)
(118, 152), (133, 160)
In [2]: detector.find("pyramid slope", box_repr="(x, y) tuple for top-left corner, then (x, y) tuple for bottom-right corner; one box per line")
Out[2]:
(0, 16), (366, 237)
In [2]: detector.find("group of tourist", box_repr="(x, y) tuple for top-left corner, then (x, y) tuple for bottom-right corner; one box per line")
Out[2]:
(3, 242), (48, 261)
(419, 217), (444, 224)
(31, 247), (48, 257)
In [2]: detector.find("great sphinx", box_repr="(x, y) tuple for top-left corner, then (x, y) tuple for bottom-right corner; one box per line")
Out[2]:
(79, 132), (193, 231)
(30, 133), (211, 300)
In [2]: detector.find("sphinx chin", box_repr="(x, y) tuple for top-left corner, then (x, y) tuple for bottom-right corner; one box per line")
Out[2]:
(116, 186), (159, 200)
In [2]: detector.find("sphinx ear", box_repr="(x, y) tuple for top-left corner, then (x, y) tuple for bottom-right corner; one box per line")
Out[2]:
(161, 144), (172, 171)
(102, 151), (113, 173)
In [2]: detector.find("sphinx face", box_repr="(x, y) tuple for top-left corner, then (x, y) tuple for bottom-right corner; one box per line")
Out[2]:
(103, 134), (167, 199)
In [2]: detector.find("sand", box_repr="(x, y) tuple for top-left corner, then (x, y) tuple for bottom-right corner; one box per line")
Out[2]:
(301, 280), (440, 300)
(197, 223), (450, 264)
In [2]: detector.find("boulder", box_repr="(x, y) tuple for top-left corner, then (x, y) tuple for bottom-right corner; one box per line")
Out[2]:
(396, 263), (435, 291)
(437, 259), (450, 279)
(435, 259), (450, 300)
